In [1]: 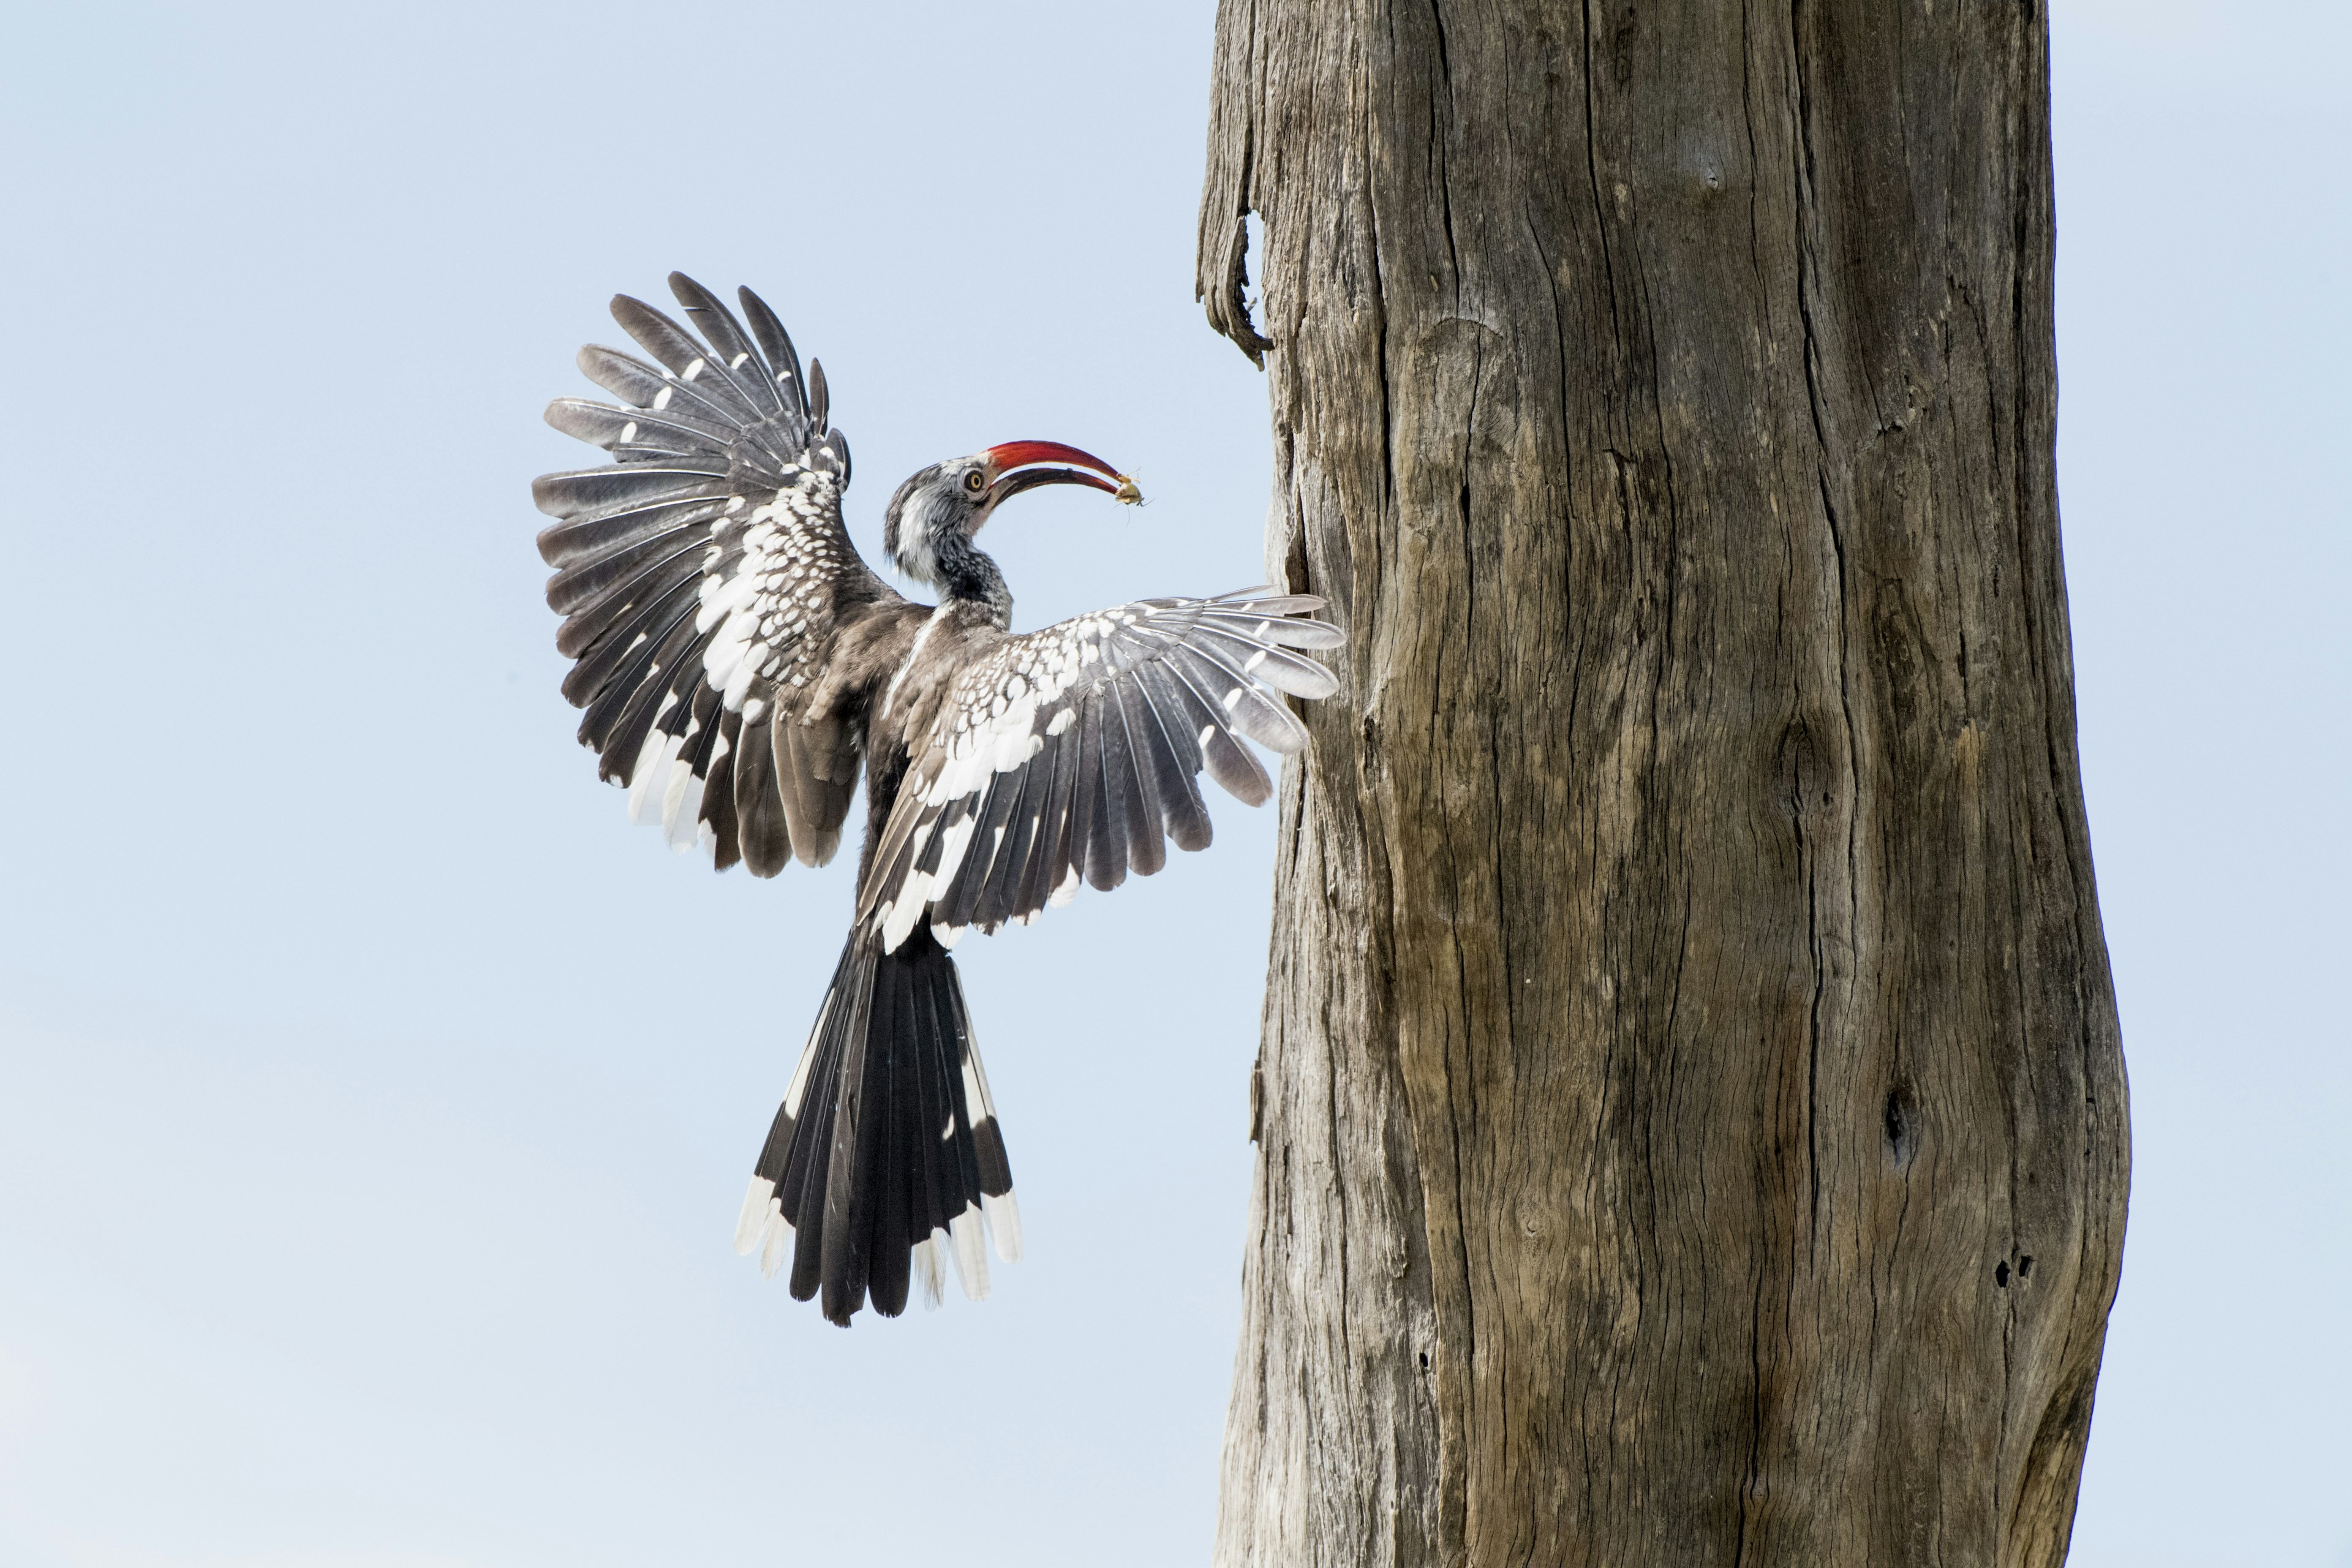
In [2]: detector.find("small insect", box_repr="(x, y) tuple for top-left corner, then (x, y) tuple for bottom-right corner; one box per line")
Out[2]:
(1114, 473), (1145, 506)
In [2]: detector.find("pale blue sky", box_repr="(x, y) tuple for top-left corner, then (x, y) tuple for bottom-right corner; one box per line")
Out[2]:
(1, 2), (2343, 1564)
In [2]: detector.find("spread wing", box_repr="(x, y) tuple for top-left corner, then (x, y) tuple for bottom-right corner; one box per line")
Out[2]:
(532, 273), (905, 874)
(858, 589), (1344, 951)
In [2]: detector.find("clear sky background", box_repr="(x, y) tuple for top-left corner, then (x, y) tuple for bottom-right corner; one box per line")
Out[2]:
(0, 2), (2342, 1564)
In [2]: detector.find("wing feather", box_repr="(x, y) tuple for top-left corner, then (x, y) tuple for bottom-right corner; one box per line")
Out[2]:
(971, 737), (1057, 932)
(545, 526), (707, 620)
(1082, 692), (1131, 892)
(733, 715), (795, 875)
(573, 603), (686, 758)
(543, 397), (736, 460)
(663, 696), (722, 850)
(575, 344), (753, 436)
(1187, 625), (1343, 698)
(940, 756), (1030, 933)
(1172, 644), (1311, 752)
(736, 286), (811, 421)
(598, 612), (705, 785)
(1130, 665), (1214, 852)
(666, 272), (787, 420)
(1020, 720), (1085, 916)
(534, 274), (910, 871)
(1105, 680), (1166, 878)
(559, 572), (700, 706)
(855, 592), (1341, 949)
(538, 494), (728, 572)
(532, 462), (731, 520)
(1063, 696), (1107, 894)
(609, 295), (768, 426)
(703, 708), (745, 871)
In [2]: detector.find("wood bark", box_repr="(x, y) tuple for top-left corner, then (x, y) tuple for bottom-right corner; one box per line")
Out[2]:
(1196, 4), (2128, 1564)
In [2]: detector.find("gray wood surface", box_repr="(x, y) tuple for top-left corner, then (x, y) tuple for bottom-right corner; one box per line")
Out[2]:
(1196, 4), (2129, 1563)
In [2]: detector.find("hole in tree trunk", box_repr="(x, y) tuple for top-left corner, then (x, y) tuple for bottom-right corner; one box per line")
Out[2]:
(1241, 212), (1267, 336)
(1883, 1081), (1919, 1167)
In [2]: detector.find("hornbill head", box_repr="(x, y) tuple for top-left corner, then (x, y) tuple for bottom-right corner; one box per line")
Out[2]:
(883, 440), (1139, 590)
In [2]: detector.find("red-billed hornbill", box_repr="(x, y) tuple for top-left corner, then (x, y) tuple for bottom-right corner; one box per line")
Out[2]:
(532, 274), (1343, 1325)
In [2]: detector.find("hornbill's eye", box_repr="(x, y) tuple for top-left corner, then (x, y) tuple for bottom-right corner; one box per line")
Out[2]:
(964, 470), (987, 493)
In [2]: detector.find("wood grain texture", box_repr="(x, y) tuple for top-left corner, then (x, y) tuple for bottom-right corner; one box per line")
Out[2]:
(1199, 3), (2128, 1564)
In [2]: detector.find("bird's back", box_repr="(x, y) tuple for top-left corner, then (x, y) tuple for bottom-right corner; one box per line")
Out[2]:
(854, 602), (1009, 867)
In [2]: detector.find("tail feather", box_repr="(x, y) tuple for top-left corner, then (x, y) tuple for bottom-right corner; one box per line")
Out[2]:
(736, 927), (1019, 1325)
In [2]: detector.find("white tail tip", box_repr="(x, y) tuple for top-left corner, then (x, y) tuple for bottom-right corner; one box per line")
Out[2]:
(982, 1190), (1023, 1265)
(733, 1176), (778, 1256)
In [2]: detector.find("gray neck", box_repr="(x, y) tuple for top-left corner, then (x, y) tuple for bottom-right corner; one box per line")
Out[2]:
(931, 527), (1012, 628)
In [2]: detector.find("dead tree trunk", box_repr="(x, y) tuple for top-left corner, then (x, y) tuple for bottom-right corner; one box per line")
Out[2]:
(1197, 4), (2128, 1564)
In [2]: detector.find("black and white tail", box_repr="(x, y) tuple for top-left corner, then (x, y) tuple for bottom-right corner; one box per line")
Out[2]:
(733, 927), (1020, 1325)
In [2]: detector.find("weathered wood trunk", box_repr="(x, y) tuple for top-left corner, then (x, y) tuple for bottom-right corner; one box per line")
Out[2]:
(1197, 4), (2128, 1564)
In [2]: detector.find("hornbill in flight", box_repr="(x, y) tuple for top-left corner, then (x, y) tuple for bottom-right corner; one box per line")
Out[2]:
(532, 274), (1343, 1325)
